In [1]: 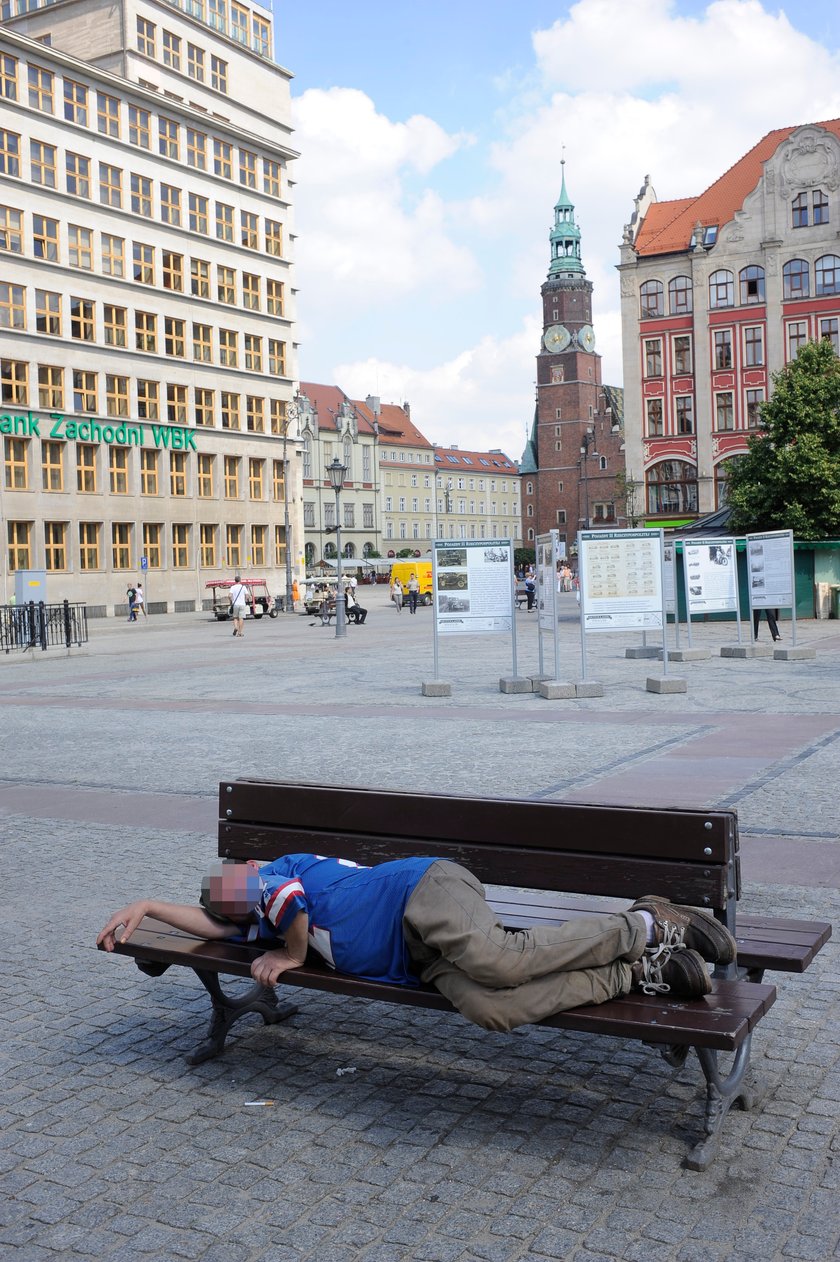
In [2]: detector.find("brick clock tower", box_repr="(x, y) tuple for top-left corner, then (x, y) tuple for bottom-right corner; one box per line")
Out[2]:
(521, 163), (624, 557)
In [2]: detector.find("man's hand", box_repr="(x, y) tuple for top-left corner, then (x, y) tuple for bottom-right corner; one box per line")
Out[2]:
(97, 901), (150, 951)
(250, 949), (302, 987)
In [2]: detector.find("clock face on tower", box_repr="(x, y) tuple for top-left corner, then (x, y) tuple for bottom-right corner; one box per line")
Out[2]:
(543, 324), (571, 353)
(577, 324), (596, 352)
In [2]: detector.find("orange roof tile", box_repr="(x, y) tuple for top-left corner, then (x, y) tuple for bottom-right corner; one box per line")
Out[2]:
(298, 382), (378, 435)
(635, 119), (840, 257)
(353, 398), (433, 449)
(434, 445), (518, 473)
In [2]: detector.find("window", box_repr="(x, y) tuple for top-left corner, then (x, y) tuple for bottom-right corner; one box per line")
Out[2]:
(264, 219), (282, 257)
(133, 242), (155, 285)
(715, 392), (734, 431)
(197, 453), (214, 498)
(159, 116), (180, 160)
(193, 322), (212, 361)
(29, 65), (53, 113)
(224, 455), (239, 498)
(783, 259), (810, 300)
(42, 441), (64, 491)
(97, 91), (119, 137)
(792, 191), (808, 228)
(63, 80), (88, 126)
(128, 105), (150, 149)
(274, 525), (287, 567)
(188, 44), (205, 82)
(668, 275), (692, 315)
(714, 329), (733, 370)
(162, 250), (184, 291)
(815, 255), (840, 296)
(172, 525), (189, 568)
(136, 379), (159, 420)
(79, 523), (100, 570)
(220, 392), (239, 429)
(709, 270), (734, 308)
(215, 202), (234, 241)
(0, 283), (24, 329)
(31, 140), (56, 188)
(170, 451), (187, 496)
(106, 375), (129, 419)
(73, 370), (97, 412)
(194, 387), (214, 426)
(675, 396), (694, 435)
(191, 258), (210, 298)
(242, 273), (260, 310)
(739, 265), (765, 305)
(646, 459), (698, 515)
(112, 523), (131, 571)
(253, 15), (271, 56)
(266, 279), (284, 316)
(646, 398), (663, 437)
(244, 334), (262, 372)
(140, 449), (158, 495)
(38, 364), (63, 409)
(213, 138), (232, 179)
(264, 158), (281, 198)
(246, 396), (265, 432)
(68, 225), (93, 269)
(186, 127), (206, 169)
(209, 0), (227, 30)
(130, 174), (152, 217)
(189, 193), (208, 234)
(820, 316), (839, 353)
(44, 522), (67, 572)
(109, 445), (129, 491)
(0, 128), (18, 179)
(673, 334), (692, 375)
(303, 502), (315, 527)
(744, 326), (764, 367)
(4, 436), (28, 486)
(142, 523), (161, 568)
(99, 161), (122, 207)
(66, 152), (90, 198)
(162, 30), (181, 70)
(272, 459), (285, 500)
(218, 328), (238, 367)
(137, 16), (156, 57)
(210, 55), (228, 93)
(167, 384), (187, 425)
(103, 304), (127, 347)
(101, 233), (125, 277)
(241, 210), (258, 249)
(0, 205), (22, 253)
(814, 189), (829, 225)
(268, 339), (286, 376)
(639, 279), (663, 318)
(217, 265), (235, 304)
(225, 524), (241, 567)
(249, 458), (263, 499)
(7, 520), (31, 570)
(76, 443), (97, 492)
(231, 1), (248, 42)
(240, 149), (257, 188)
(644, 338), (662, 378)
(200, 523), (216, 567)
(33, 214), (58, 260)
(746, 389), (764, 428)
(787, 321), (808, 359)
(70, 298), (95, 342)
(164, 317), (185, 358)
(302, 437), (312, 479)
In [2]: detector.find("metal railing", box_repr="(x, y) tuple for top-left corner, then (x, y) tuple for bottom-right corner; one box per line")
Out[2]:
(1, 601), (89, 654)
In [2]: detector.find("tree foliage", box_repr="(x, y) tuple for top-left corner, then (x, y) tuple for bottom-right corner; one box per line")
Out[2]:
(726, 339), (840, 539)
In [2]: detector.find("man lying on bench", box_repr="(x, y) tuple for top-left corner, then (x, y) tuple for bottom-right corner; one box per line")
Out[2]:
(97, 855), (737, 1033)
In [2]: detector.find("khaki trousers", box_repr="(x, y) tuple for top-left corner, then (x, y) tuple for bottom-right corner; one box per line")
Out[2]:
(403, 860), (645, 1032)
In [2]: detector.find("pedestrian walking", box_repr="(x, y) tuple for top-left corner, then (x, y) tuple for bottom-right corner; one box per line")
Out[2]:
(229, 575), (249, 638)
(407, 572), (420, 614)
(134, 582), (147, 617)
(391, 577), (403, 612)
(126, 585), (137, 622)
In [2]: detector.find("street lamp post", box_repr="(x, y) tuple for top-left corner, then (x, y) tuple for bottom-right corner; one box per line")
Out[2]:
(579, 427), (598, 529)
(326, 457), (347, 639)
(281, 397), (303, 614)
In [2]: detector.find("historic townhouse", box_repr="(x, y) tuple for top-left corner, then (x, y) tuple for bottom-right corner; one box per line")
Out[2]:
(433, 444), (521, 547)
(0, 0), (301, 612)
(619, 120), (840, 523)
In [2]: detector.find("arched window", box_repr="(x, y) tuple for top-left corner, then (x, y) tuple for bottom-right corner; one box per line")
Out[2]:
(304, 541), (315, 567)
(640, 279), (664, 319)
(323, 542), (336, 559)
(302, 435), (312, 479)
(714, 459), (736, 509)
(526, 480), (533, 495)
(815, 255), (840, 296)
(599, 456), (607, 471)
(362, 541), (374, 558)
(708, 270), (734, 308)
(526, 504), (534, 517)
(783, 259), (810, 299)
(739, 265), (765, 305)
(645, 460), (698, 515)
(527, 527), (534, 541)
(668, 275), (692, 315)
(343, 542), (355, 559)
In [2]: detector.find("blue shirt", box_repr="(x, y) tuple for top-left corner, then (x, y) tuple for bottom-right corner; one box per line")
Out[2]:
(241, 854), (437, 986)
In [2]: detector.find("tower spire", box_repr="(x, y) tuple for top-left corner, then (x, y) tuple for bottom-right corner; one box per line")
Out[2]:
(548, 158), (585, 278)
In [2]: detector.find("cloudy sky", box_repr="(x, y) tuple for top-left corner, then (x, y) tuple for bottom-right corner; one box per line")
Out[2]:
(275, 0), (840, 460)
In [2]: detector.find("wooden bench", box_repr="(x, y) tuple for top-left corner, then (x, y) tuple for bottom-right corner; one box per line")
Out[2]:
(101, 780), (831, 1171)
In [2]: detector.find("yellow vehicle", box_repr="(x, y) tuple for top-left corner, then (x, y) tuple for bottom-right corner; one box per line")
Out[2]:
(389, 560), (433, 605)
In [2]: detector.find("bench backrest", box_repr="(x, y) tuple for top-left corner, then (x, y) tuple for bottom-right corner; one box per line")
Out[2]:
(218, 780), (740, 913)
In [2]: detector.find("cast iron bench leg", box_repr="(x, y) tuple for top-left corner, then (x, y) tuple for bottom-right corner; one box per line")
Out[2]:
(685, 1035), (757, 1171)
(187, 969), (299, 1065)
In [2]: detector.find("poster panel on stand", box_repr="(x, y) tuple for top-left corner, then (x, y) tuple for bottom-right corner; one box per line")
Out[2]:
(579, 529), (664, 633)
(663, 540), (677, 615)
(537, 535), (554, 632)
(433, 539), (513, 636)
(746, 530), (794, 609)
(683, 538), (738, 614)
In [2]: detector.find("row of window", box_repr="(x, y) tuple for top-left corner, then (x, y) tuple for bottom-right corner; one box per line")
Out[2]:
(137, 7), (271, 69)
(0, 361), (289, 430)
(386, 522), (517, 541)
(383, 495), (514, 516)
(645, 388), (765, 437)
(639, 256), (840, 318)
(302, 502), (376, 530)
(6, 518), (286, 574)
(643, 318), (840, 381)
(4, 438), (287, 500)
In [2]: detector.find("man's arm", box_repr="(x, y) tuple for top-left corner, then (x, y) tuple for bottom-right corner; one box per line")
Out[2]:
(250, 909), (309, 986)
(97, 899), (235, 951)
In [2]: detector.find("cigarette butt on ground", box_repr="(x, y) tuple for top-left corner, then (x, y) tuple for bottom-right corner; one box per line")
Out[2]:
(243, 1100), (275, 1106)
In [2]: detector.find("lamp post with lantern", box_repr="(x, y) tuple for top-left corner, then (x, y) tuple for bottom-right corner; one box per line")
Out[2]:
(579, 427), (599, 530)
(326, 456), (348, 638)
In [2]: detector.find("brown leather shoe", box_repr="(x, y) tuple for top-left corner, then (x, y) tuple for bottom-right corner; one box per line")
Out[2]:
(632, 946), (712, 999)
(630, 895), (737, 965)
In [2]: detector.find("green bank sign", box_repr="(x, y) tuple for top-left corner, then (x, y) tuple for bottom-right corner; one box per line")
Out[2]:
(1, 411), (197, 451)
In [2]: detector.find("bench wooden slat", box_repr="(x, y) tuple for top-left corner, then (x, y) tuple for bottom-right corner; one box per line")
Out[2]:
(109, 920), (775, 1053)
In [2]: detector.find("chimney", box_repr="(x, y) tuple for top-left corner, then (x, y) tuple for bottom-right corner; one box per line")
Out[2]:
(365, 394), (381, 417)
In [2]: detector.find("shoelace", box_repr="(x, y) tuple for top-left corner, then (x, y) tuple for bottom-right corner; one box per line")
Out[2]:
(638, 921), (687, 995)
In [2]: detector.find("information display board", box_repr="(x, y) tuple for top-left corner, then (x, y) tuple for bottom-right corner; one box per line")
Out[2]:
(579, 529), (664, 632)
(537, 535), (555, 632)
(433, 539), (513, 636)
(663, 540), (677, 615)
(683, 538), (738, 614)
(746, 530), (794, 609)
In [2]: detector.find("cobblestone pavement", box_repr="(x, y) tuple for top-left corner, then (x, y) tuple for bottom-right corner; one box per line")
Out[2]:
(1, 591), (838, 1261)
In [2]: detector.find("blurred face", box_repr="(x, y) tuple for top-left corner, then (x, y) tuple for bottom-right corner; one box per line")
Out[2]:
(201, 861), (261, 921)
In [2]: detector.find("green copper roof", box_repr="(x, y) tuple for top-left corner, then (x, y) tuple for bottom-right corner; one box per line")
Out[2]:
(549, 159), (585, 277)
